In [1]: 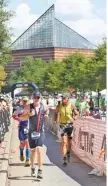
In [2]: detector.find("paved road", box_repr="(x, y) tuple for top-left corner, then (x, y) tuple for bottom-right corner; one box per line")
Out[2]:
(0, 129), (9, 171)
(44, 130), (106, 186)
(6, 125), (106, 186)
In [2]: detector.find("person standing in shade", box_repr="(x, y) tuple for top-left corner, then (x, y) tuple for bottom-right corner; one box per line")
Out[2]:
(89, 98), (94, 115)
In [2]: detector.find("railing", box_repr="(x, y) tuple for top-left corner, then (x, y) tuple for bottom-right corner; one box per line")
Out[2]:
(0, 106), (11, 145)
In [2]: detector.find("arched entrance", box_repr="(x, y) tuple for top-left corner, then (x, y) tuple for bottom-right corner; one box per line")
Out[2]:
(1, 82), (38, 98)
(11, 82), (38, 98)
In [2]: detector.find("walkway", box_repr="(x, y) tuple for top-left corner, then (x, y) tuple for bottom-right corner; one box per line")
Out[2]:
(5, 123), (106, 186)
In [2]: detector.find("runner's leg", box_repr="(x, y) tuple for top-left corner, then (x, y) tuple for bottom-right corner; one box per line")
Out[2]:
(61, 134), (68, 166)
(66, 126), (73, 162)
(20, 141), (25, 161)
(30, 149), (36, 177)
(67, 137), (72, 162)
(37, 147), (43, 170)
(36, 133), (45, 179)
(30, 149), (36, 168)
(25, 139), (30, 166)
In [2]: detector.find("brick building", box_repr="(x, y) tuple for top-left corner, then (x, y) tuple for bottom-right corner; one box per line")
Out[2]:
(6, 5), (96, 74)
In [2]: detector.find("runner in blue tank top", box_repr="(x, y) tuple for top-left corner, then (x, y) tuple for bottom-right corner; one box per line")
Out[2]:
(13, 97), (30, 167)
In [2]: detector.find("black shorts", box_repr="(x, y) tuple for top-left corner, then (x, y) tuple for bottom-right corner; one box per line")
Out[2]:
(60, 124), (73, 138)
(28, 132), (45, 149)
(90, 107), (94, 111)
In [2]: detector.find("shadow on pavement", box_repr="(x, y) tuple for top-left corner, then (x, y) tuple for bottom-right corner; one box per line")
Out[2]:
(44, 131), (106, 186)
(0, 170), (8, 173)
(9, 163), (55, 167)
(0, 158), (8, 161)
(8, 176), (41, 182)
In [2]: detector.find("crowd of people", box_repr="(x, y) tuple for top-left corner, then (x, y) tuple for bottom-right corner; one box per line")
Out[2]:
(0, 94), (12, 112)
(0, 94), (12, 146)
(74, 96), (106, 119)
(12, 91), (49, 178)
(0, 90), (106, 179)
(11, 91), (80, 179)
(55, 93), (107, 122)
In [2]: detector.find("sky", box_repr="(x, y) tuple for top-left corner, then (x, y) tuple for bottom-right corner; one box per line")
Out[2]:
(8, 0), (106, 45)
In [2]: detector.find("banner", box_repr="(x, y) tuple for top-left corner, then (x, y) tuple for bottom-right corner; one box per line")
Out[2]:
(72, 117), (106, 174)
(48, 109), (106, 175)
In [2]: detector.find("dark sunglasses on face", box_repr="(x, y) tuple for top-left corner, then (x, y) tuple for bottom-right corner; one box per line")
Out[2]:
(62, 97), (67, 99)
(33, 96), (40, 99)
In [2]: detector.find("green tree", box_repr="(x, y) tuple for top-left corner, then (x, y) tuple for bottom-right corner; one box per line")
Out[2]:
(0, 0), (13, 66)
(0, 65), (7, 87)
(8, 40), (106, 93)
(9, 57), (48, 91)
(62, 41), (106, 92)
(44, 60), (66, 92)
(93, 39), (106, 90)
(63, 53), (94, 91)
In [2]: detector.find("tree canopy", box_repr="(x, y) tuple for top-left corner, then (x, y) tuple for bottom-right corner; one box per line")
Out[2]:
(8, 57), (48, 91)
(0, 0), (13, 88)
(8, 40), (106, 93)
(93, 39), (106, 90)
(0, 65), (7, 87)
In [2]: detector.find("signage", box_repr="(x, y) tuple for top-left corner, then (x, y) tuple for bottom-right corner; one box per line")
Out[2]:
(68, 88), (75, 92)
(16, 83), (28, 88)
(48, 109), (106, 175)
(72, 118), (106, 174)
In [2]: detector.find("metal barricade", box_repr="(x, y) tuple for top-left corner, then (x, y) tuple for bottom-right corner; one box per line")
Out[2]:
(0, 108), (11, 144)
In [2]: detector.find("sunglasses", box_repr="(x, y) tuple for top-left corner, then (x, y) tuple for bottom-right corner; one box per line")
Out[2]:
(62, 97), (67, 99)
(33, 96), (40, 99)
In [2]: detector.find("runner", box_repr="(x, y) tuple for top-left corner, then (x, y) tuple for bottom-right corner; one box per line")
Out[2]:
(17, 90), (49, 178)
(12, 96), (30, 167)
(54, 93), (79, 166)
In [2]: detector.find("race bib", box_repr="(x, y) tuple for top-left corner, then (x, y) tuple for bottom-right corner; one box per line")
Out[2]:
(31, 132), (40, 140)
(24, 128), (28, 134)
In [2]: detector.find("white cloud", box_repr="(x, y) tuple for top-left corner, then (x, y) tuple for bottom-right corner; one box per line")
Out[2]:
(10, 3), (39, 41)
(10, 1), (106, 44)
(96, 8), (106, 20)
(55, 0), (93, 18)
(64, 17), (106, 44)
(55, 0), (106, 44)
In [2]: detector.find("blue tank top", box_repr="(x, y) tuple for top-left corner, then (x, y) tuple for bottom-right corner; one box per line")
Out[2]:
(19, 120), (28, 127)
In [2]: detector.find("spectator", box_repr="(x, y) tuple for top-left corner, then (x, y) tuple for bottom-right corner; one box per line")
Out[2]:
(89, 98), (94, 115)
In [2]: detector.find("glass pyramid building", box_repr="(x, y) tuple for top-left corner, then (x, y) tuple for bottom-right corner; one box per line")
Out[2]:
(11, 5), (96, 50)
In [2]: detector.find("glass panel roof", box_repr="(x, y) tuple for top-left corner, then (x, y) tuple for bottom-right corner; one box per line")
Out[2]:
(11, 5), (96, 50)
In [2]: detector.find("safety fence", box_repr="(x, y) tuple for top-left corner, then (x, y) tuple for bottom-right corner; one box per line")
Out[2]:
(46, 108), (106, 175)
(0, 107), (11, 145)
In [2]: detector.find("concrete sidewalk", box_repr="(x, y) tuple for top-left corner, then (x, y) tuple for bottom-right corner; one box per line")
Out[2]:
(6, 123), (106, 186)
(0, 120), (13, 186)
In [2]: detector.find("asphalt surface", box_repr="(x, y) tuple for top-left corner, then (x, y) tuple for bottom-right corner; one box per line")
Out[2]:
(6, 124), (106, 186)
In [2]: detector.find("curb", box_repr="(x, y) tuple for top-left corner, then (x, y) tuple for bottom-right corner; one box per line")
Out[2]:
(0, 118), (13, 186)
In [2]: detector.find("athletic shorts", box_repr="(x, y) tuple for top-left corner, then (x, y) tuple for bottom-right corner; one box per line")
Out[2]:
(28, 132), (45, 149)
(90, 106), (94, 111)
(18, 127), (28, 142)
(59, 124), (73, 138)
